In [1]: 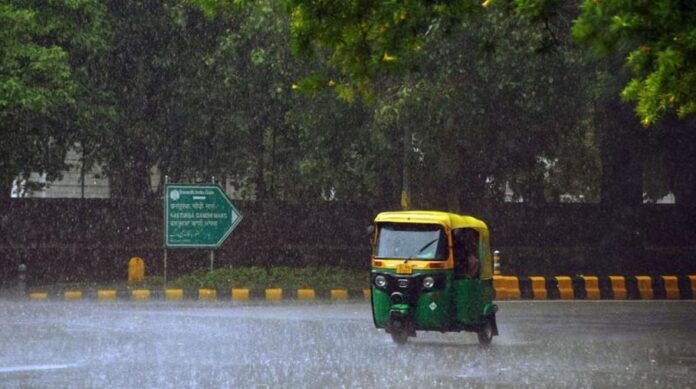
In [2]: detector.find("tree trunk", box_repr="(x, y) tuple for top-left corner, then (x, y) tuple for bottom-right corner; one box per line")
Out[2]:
(254, 125), (266, 200)
(1, 176), (13, 199)
(526, 157), (547, 205)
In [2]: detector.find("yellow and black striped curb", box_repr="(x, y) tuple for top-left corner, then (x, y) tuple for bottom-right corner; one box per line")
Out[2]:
(27, 288), (372, 302)
(24, 274), (696, 301)
(493, 274), (696, 300)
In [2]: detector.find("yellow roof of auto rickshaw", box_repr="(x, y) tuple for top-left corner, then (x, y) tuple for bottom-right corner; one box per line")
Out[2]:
(374, 210), (488, 231)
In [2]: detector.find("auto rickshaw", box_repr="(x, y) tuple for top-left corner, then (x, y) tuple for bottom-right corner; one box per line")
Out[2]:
(369, 211), (499, 345)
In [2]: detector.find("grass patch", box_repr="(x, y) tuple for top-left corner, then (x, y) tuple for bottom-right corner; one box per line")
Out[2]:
(170, 266), (369, 290)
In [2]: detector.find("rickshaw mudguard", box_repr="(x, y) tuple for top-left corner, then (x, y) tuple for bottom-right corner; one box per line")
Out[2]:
(389, 303), (411, 317)
(483, 303), (498, 317)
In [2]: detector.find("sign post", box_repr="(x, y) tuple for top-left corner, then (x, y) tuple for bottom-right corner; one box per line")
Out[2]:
(164, 184), (242, 281)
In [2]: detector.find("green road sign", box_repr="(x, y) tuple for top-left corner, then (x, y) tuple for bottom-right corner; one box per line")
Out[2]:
(165, 184), (242, 248)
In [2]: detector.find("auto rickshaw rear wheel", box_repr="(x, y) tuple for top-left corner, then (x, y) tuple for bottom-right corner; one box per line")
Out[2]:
(391, 330), (409, 344)
(477, 318), (494, 346)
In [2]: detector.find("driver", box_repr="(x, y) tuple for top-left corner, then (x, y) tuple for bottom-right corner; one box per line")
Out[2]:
(463, 230), (480, 278)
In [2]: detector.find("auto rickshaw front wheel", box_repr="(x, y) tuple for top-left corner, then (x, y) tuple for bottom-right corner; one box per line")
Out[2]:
(477, 316), (495, 346)
(391, 330), (409, 344)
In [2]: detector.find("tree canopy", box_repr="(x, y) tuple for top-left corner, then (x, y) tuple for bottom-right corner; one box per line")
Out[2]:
(572, 0), (696, 126)
(0, 0), (108, 193)
(2, 0), (693, 208)
(288, 0), (696, 126)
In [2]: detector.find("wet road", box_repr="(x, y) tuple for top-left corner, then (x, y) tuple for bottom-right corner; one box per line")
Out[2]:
(1, 300), (695, 388)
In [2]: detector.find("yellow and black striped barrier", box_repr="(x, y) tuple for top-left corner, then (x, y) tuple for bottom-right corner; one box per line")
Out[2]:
(23, 276), (696, 301)
(25, 287), (372, 302)
(495, 275), (696, 300)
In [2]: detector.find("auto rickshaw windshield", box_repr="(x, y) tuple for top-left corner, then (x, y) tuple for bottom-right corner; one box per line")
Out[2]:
(374, 223), (448, 260)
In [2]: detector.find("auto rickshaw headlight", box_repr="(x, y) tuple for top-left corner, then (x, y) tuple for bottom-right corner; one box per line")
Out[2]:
(423, 276), (435, 289)
(375, 275), (387, 288)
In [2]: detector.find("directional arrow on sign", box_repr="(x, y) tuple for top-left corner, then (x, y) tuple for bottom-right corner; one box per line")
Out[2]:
(164, 184), (242, 248)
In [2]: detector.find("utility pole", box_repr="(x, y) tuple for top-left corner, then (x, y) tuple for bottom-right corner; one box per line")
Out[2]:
(209, 176), (216, 272)
(163, 175), (169, 289)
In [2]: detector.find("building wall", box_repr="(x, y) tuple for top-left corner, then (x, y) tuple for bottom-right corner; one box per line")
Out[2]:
(12, 148), (110, 199)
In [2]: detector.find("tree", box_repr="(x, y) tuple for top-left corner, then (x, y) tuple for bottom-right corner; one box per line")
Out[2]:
(0, 0), (108, 197)
(572, 0), (696, 208)
(191, 0), (387, 202)
(290, 0), (600, 206)
(192, 0), (304, 200)
(572, 0), (696, 126)
(97, 0), (240, 199)
(289, 0), (696, 127)
(288, 0), (480, 99)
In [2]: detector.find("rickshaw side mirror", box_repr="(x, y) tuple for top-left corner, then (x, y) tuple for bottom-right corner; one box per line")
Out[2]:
(366, 225), (375, 236)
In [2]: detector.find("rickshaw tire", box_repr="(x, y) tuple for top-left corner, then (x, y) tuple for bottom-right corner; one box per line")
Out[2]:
(477, 318), (494, 346)
(391, 330), (409, 345)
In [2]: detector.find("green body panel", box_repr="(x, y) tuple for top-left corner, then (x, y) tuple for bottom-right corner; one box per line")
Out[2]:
(414, 288), (452, 329)
(454, 279), (494, 324)
(481, 281), (494, 308)
(371, 288), (391, 327)
(371, 269), (494, 330)
(372, 269), (454, 330)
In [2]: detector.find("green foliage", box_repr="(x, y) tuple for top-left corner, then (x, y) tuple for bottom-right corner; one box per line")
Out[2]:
(0, 0), (108, 194)
(171, 266), (368, 290)
(288, 0), (483, 99)
(283, 0), (604, 204)
(93, 0), (253, 198)
(0, 0), (618, 206)
(573, 0), (696, 125)
(369, 6), (599, 205)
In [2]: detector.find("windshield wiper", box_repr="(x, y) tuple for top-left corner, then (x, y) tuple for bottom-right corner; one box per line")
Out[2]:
(410, 238), (438, 258)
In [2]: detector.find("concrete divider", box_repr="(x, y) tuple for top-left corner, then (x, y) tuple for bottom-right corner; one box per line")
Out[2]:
(493, 275), (521, 300)
(132, 289), (151, 301)
(635, 276), (654, 300)
(231, 288), (250, 301)
(505, 276), (520, 300)
(661, 276), (679, 299)
(493, 275), (507, 299)
(64, 290), (83, 301)
(609, 276), (627, 299)
(198, 289), (217, 301)
(297, 289), (315, 300)
(529, 276), (547, 299)
(165, 288), (184, 301)
(330, 289), (348, 300)
(265, 288), (282, 301)
(555, 276), (574, 300)
(29, 292), (48, 301)
(97, 289), (117, 301)
(581, 276), (600, 300)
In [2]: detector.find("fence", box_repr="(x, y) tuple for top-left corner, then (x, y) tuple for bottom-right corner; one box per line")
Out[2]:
(1, 199), (695, 284)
